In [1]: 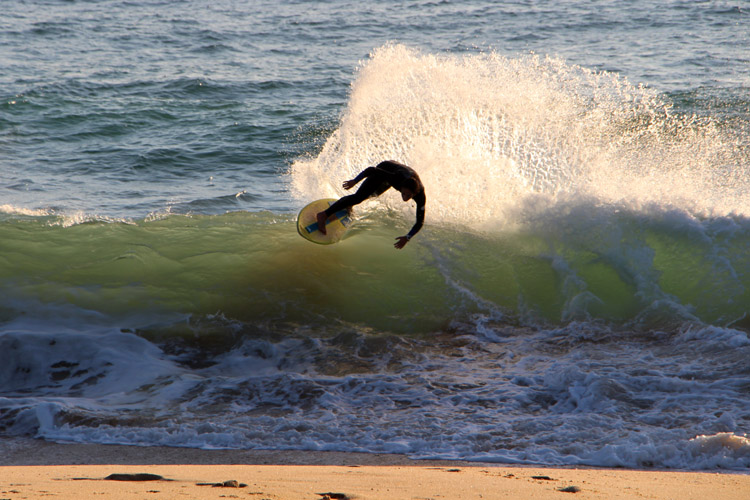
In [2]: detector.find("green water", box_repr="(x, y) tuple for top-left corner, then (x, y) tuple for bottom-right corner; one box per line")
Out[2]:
(4, 207), (750, 336)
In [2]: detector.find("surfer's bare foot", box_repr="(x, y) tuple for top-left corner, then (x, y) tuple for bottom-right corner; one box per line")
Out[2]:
(316, 211), (328, 235)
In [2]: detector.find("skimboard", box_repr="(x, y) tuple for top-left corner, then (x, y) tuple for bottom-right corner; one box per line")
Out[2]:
(297, 198), (353, 245)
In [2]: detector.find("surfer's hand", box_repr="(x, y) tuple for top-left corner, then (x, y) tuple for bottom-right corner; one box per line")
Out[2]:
(394, 236), (409, 249)
(342, 179), (357, 190)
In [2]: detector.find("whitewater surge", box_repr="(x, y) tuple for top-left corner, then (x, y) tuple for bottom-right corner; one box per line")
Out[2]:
(291, 44), (748, 225)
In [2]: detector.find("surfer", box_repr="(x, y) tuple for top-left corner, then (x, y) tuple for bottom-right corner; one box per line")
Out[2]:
(316, 160), (426, 249)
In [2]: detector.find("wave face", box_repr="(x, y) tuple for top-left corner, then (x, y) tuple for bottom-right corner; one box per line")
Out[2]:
(3, 204), (750, 334)
(1, 43), (750, 471)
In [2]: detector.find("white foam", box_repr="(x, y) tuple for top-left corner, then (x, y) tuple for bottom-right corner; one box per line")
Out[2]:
(7, 321), (749, 471)
(679, 325), (750, 348)
(290, 44), (749, 229)
(0, 204), (53, 217)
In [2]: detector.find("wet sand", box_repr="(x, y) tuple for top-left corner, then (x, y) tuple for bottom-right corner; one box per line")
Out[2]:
(1, 438), (748, 499)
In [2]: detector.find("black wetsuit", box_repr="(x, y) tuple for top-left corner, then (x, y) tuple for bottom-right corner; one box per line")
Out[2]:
(324, 160), (426, 240)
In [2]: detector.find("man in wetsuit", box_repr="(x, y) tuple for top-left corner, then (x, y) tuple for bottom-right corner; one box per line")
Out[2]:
(316, 160), (426, 249)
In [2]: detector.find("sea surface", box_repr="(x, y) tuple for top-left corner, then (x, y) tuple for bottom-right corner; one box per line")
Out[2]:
(2, 0), (750, 470)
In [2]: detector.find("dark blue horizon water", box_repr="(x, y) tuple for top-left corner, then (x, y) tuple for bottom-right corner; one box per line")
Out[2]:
(2, 0), (750, 471)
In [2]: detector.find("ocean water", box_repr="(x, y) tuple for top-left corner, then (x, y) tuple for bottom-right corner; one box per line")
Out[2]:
(2, 0), (750, 471)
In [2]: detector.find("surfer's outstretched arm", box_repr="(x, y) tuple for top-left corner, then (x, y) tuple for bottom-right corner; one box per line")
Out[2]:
(394, 193), (426, 249)
(342, 167), (374, 190)
(343, 166), (399, 190)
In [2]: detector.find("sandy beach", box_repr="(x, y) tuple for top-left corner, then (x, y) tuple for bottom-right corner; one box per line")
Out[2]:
(2, 438), (748, 500)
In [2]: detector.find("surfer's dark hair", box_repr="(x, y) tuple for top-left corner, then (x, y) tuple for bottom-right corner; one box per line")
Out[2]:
(402, 177), (423, 194)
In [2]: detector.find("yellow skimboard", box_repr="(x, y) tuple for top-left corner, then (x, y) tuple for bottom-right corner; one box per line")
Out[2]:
(297, 198), (353, 245)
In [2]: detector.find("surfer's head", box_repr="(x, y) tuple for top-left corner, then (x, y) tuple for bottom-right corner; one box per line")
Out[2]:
(399, 177), (422, 201)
